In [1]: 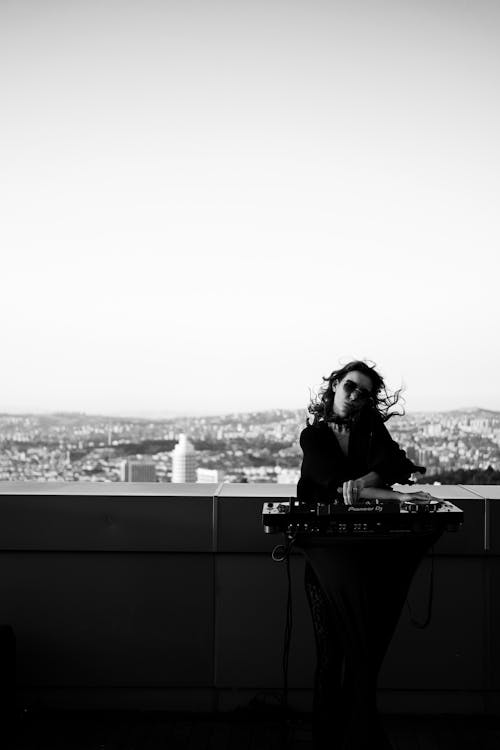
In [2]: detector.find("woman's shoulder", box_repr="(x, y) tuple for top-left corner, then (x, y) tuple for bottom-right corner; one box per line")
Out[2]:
(299, 421), (329, 446)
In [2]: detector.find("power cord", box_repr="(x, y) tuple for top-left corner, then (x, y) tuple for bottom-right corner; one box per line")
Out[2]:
(271, 533), (296, 713)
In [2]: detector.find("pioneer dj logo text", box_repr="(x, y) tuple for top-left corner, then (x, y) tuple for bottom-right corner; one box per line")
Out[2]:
(347, 506), (383, 512)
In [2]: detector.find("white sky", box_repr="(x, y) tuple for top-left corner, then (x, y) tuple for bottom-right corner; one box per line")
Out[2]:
(1, 0), (499, 416)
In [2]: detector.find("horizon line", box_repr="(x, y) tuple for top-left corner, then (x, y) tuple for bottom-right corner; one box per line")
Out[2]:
(0, 406), (499, 421)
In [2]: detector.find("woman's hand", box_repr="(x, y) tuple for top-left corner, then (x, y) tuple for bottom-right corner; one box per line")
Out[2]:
(339, 483), (436, 505)
(341, 472), (382, 505)
(400, 491), (434, 504)
(342, 479), (365, 505)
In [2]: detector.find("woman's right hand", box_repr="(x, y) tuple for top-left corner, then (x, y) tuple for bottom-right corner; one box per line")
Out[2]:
(342, 479), (364, 505)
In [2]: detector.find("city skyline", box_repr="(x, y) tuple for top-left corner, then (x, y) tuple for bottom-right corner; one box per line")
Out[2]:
(1, 1), (499, 416)
(1, 406), (499, 484)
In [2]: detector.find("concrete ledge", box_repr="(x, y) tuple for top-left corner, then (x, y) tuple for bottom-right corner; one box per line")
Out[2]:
(0, 483), (498, 715)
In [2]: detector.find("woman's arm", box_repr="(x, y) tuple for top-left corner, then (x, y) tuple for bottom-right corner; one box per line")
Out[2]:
(339, 485), (435, 504)
(339, 472), (383, 504)
(353, 471), (383, 488)
(368, 413), (423, 486)
(297, 425), (340, 502)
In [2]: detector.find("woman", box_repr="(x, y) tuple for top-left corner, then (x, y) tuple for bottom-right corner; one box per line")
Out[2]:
(297, 360), (440, 750)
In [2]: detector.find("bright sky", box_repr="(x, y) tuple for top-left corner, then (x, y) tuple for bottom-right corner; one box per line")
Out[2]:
(1, 0), (499, 416)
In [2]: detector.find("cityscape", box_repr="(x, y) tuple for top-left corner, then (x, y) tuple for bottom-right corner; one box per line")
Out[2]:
(0, 407), (500, 485)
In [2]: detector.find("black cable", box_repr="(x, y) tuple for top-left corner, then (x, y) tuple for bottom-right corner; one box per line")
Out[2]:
(271, 533), (296, 714)
(406, 545), (435, 629)
(282, 545), (293, 709)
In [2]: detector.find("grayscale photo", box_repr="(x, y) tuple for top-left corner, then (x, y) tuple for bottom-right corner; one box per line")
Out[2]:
(1, 1), (499, 748)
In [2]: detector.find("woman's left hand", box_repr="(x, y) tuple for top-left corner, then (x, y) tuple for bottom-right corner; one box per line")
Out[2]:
(400, 491), (434, 504)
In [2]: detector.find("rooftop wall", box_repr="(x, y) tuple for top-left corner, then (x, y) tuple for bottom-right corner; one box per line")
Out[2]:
(0, 483), (498, 715)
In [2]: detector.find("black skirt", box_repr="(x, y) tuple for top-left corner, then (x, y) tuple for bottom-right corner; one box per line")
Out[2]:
(299, 532), (440, 750)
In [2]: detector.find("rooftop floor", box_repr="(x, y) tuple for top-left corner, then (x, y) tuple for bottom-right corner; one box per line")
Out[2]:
(8, 710), (500, 750)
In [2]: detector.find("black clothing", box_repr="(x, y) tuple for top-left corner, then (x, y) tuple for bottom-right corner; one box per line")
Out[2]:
(297, 408), (424, 503)
(296, 408), (438, 750)
(303, 533), (439, 750)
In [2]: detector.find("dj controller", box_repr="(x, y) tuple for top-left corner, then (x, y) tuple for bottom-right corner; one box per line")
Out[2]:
(262, 497), (463, 540)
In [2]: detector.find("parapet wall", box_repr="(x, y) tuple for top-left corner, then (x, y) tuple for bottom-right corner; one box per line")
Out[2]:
(0, 482), (498, 714)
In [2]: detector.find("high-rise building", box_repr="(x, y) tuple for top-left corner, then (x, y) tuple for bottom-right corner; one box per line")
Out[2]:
(171, 434), (197, 483)
(120, 457), (157, 482)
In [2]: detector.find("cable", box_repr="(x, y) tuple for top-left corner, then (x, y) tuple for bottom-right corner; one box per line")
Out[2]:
(271, 532), (296, 713)
(282, 545), (292, 709)
(406, 545), (435, 629)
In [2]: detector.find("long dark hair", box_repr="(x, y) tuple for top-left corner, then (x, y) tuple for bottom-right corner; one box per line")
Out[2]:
(307, 360), (404, 425)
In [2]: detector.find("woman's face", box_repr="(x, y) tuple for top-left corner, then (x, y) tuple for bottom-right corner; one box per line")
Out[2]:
(332, 370), (373, 419)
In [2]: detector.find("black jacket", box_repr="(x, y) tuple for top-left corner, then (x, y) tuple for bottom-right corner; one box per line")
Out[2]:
(297, 408), (424, 502)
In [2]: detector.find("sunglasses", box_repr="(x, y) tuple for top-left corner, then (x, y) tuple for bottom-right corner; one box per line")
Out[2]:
(342, 380), (372, 401)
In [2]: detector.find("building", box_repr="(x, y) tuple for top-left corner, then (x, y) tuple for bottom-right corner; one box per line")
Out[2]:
(275, 467), (301, 484)
(120, 458), (157, 482)
(196, 468), (224, 483)
(405, 445), (417, 462)
(171, 434), (197, 483)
